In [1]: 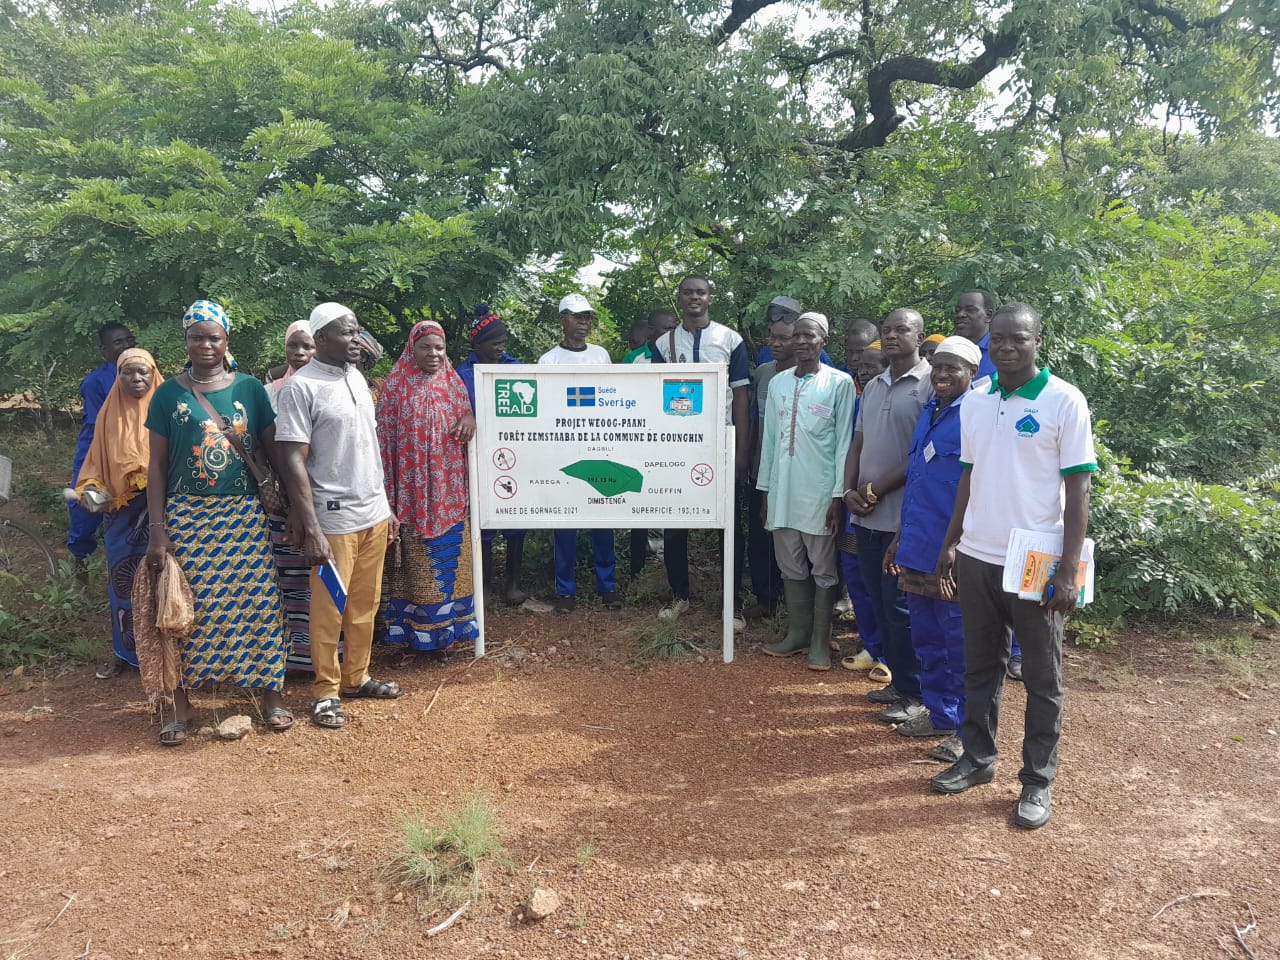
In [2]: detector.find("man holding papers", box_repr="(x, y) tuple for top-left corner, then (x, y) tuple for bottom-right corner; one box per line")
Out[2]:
(930, 303), (1096, 829)
(276, 303), (401, 731)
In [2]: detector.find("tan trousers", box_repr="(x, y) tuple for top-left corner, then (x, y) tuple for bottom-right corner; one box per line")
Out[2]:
(309, 519), (389, 700)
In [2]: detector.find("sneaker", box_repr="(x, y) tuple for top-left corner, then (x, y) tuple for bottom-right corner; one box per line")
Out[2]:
(878, 698), (927, 724)
(1006, 654), (1024, 682)
(926, 734), (964, 763)
(866, 684), (901, 704)
(554, 595), (576, 614)
(658, 598), (689, 621)
(895, 712), (956, 738)
(599, 590), (623, 611)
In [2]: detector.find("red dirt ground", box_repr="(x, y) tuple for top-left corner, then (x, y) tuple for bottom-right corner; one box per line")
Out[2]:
(2, 603), (1277, 960)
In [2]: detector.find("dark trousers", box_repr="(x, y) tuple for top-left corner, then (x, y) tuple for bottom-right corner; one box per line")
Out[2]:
(956, 553), (1065, 788)
(855, 527), (920, 700)
(664, 484), (746, 606)
(838, 548), (882, 660)
(745, 487), (782, 609)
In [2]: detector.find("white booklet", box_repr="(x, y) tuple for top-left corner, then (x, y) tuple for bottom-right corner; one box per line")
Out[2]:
(1002, 528), (1096, 605)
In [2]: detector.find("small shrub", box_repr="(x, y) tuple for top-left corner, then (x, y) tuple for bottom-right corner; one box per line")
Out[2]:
(631, 622), (697, 660)
(0, 565), (107, 668)
(387, 790), (509, 913)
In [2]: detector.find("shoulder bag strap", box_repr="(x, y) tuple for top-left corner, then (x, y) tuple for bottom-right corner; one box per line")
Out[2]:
(181, 374), (270, 485)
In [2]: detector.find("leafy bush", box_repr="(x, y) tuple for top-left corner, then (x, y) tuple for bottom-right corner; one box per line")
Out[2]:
(0, 565), (107, 668)
(1085, 467), (1280, 626)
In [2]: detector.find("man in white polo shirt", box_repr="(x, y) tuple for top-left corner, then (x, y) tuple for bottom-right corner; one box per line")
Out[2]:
(929, 302), (1096, 830)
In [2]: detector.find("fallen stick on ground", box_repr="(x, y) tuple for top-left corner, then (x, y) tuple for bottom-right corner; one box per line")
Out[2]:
(426, 900), (470, 937)
(423, 681), (446, 716)
(1232, 903), (1258, 960)
(298, 830), (351, 861)
(1151, 890), (1224, 920)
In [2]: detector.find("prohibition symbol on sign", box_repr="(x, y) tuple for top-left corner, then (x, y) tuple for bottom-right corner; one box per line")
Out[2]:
(493, 448), (516, 470)
(494, 476), (517, 500)
(691, 463), (714, 487)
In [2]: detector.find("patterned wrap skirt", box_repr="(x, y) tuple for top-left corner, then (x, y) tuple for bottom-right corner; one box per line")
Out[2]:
(379, 517), (479, 652)
(103, 493), (149, 667)
(266, 514), (335, 672)
(166, 494), (287, 691)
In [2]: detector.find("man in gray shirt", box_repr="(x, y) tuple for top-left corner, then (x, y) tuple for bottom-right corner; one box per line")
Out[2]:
(276, 302), (401, 731)
(842, 308), (933, 724)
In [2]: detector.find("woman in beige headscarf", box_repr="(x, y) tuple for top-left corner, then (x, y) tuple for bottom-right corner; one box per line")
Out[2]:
(75, 347), (164, 679)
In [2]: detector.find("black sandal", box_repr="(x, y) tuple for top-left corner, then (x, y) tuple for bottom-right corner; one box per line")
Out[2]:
(159, 719), (192, 747)
(311, 698), (345, 729)
(340, 677), (402, 699)
(264, 706), (294, 733)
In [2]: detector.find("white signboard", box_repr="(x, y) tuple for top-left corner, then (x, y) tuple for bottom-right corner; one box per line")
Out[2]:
(466, 363), (737, 661)
(473, 364), (729, 528)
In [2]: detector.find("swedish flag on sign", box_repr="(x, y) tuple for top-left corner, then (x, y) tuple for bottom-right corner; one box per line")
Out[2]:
(566, 386), (596, 407)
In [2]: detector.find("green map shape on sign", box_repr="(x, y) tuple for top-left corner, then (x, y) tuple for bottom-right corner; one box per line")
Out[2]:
(560, 460), (644, 497)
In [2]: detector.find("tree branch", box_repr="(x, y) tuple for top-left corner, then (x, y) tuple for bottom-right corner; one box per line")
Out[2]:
(712, 0), (785, 44)
(835, 25), (1023, 152)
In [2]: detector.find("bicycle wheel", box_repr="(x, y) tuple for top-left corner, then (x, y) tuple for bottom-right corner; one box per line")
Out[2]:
(0, 515), (58, 583)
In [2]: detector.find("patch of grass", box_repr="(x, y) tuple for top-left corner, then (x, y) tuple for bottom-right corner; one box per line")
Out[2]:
(631, 621), (698, 660)
(1194, 633), (1265, 685)
(386, 790), (510, 914)
(575, 838), (596, 868)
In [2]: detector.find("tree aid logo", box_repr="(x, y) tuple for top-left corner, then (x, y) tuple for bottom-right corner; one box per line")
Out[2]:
(495, 379), (537, 417)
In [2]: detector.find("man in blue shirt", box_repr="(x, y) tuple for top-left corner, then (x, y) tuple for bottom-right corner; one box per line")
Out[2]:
(456, 305), (527, 604)
(952, 290), (998, 385)
(884, 336), (980, 762)
(837, 320), (885, 676)
(68, 323), (136, 570)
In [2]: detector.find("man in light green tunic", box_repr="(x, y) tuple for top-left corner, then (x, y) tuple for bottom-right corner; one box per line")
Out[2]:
(757, 312), (856, 670)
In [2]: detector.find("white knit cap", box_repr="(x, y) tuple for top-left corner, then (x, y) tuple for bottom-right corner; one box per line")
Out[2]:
(308, 301), (355, 336)
(796, 311), (829, 336)
(933, 335), (981, 368)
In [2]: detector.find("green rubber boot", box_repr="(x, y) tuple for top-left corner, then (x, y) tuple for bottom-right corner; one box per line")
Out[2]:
(763, 578), (815, 657)
(808, 584), (840, 670)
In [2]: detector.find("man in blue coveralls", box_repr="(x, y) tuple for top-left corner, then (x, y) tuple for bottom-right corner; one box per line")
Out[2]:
(68, 323), (136, 573)
(883, 336), (981, 761)
(456, 304), (527, 604)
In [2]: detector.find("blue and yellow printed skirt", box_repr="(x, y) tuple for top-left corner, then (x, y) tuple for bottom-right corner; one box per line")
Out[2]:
(380, 517), (479, 652)
(166, 494), (287, 691)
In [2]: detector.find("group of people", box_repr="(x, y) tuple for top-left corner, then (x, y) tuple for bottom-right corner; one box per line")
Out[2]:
(68, 279), (1095, 830)
(742, 288), (1094, 830)
(71, 301), (482, 742)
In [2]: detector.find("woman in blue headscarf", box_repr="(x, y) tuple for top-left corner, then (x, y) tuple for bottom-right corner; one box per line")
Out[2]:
(144, 299), (292, 746)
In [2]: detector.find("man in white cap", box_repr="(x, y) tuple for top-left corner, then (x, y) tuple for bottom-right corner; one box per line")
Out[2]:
(756, 311), (855, 670)
(881, 335), (980, 761)
(537, 293), (620, 613)
(275, 302), (401, 730)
